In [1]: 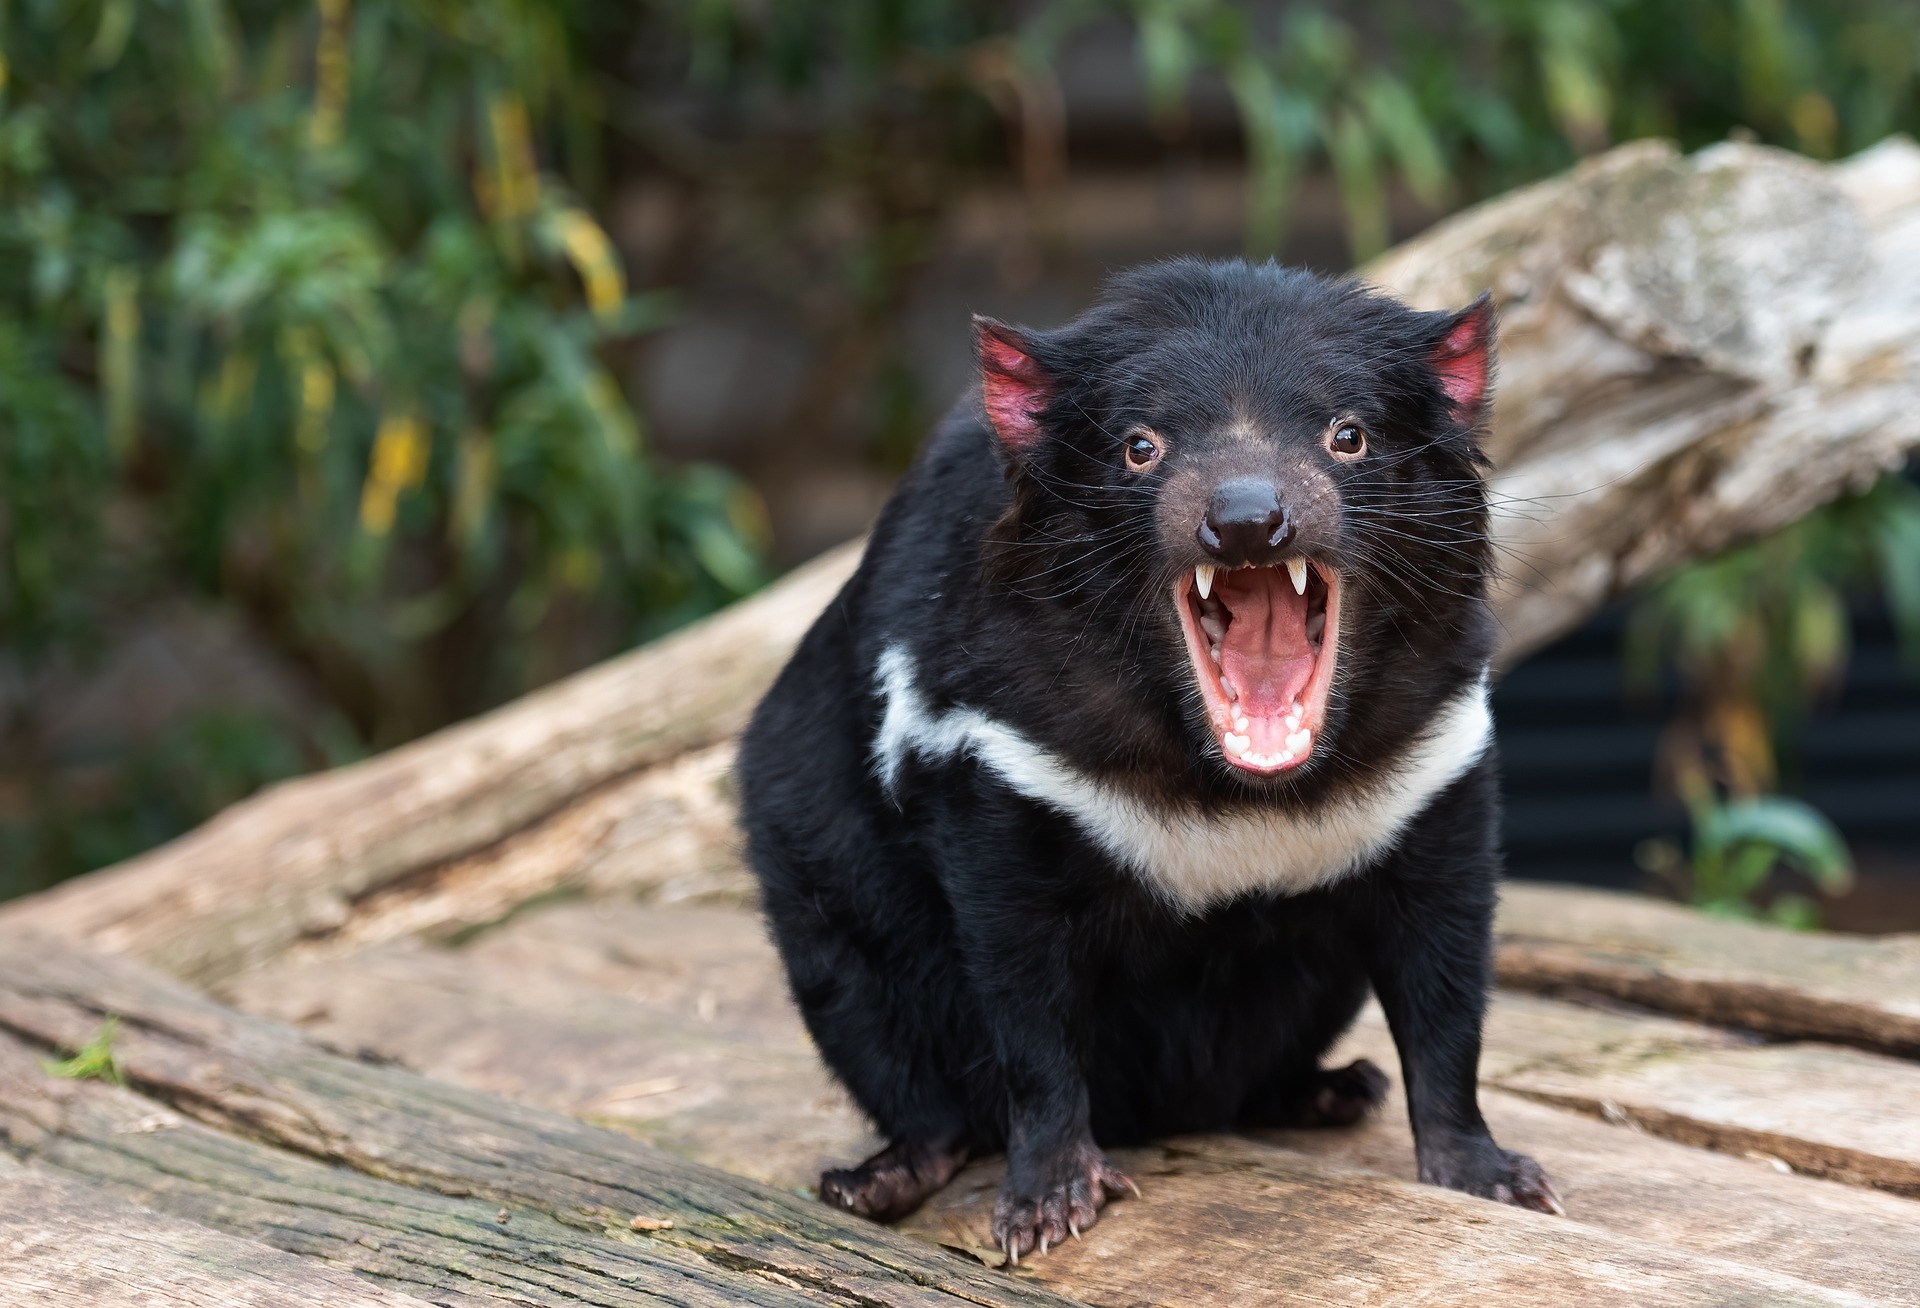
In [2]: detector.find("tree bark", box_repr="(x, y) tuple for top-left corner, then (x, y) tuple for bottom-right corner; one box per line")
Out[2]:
(0, 929), (1082, 1308)
(5, 138), (1920, 986)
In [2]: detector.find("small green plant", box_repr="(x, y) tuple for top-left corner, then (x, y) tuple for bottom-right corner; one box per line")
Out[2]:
(39, 1017), (126, 1087)
(1638, 795), (1855, 928)
(1626, 473), (1919, 925)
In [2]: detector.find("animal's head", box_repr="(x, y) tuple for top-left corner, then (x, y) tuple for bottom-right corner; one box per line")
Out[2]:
(976, 259), (1495, 785)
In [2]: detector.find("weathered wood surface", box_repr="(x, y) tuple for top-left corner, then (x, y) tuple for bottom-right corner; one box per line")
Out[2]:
(228, 897), (1920, 1305)
(896, 1146), (1896, 1307)
(0, 1155), (440, 1308)
(1496, 881), (1920, 1056)
(10, 137), (1920, 989)
(233, 903), (866, 1188)
(0, 929), (1080, 1308)
(1476, 1003), (1920, 1197)
(1266, 1089), (1920, 1304)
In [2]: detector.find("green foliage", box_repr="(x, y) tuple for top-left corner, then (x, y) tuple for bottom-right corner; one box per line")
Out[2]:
(1086, 0), (1920, 257)
(1627, 477), (1920, 754)
(40, 1016), (125, 1086)
(1639, 795), (1855, 928)
(1626, 476), (1920, 923)
(0, 0), (767, 898)
(1653, 477), (1920, 724)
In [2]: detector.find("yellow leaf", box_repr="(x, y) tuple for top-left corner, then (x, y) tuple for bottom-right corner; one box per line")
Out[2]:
(487, 94), (541, 221)
(360, 412), (430, 535)
(553, 209), (625, 321)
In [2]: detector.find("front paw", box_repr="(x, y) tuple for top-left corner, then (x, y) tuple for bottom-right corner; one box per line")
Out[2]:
(990, 1142), (1139, 1263)
(1419, 1136), (1564, 1216)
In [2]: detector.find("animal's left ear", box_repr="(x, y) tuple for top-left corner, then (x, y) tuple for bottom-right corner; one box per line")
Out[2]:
(1428, 291), (1495, 426)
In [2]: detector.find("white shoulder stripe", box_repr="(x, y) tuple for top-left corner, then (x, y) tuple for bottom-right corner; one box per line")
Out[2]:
(871, 644), (1491, 910)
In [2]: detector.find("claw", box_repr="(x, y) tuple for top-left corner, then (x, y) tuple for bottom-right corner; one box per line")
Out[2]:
(1121, 1175), (1143, 1201)
(1068, 1218), (1081, 1240)
(1006, 1236), (1018, 1267)
(1039, 1234), (1049, 1256)
(1538, 1178), (1567, 1218)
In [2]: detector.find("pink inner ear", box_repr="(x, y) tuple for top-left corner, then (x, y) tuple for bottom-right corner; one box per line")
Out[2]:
(1431, 311), (1490, 420)
(980, 334), (1050, 451)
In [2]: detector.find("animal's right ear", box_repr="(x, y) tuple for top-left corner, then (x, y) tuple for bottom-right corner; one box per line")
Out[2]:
(1428, 291), (1495, 427)
(973, 316), (1053, 455)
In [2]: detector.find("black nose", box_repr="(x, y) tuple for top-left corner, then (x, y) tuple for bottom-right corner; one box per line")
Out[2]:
(1196, 477), (1294, 566)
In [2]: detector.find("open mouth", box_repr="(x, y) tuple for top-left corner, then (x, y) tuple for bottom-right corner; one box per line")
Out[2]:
(1174, 558), (1340, 775)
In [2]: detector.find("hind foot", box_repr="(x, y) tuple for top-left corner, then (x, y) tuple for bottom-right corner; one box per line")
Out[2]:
(819, 1137), (968, 1223)
(1268, 1057), (1391, 1128)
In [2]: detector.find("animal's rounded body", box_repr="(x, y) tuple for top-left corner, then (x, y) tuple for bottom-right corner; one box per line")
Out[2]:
(739, 259), (1557, 1255)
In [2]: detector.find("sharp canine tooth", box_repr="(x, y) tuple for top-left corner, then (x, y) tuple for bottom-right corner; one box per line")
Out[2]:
(1195, 564), (1215, 600)
(1286, 558), (1307, 595)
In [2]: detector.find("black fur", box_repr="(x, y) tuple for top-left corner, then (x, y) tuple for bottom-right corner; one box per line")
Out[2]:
(739, 259), (1559, 1256)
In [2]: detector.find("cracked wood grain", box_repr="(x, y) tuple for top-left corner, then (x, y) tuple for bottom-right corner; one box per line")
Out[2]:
(1494, 882), (1920, 1057)
(0, 929), (1083, 1308)
(0, 1155), (441, 1308)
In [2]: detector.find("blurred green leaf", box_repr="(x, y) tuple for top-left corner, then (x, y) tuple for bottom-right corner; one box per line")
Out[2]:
(0, 0), (765, 900)
(1695, 794), (1855, 903)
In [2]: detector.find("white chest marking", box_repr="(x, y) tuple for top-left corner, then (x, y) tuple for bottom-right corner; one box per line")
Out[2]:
(871, 645), (1491, 911)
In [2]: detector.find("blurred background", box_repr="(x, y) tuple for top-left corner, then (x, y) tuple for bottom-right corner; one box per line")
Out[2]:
(1, 0), (1917, 926)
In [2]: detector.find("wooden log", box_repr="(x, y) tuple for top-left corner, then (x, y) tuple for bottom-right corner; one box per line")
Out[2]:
(7, 137), (1920, 993)
(1266, 1091), (1920, 1306)
(0, 1156), (441, 1308)
(0, 929), (1081, 1308)
(0, 1034), (862, 1308)
(1474, 997), (1920, 1198)
(230, 905), (872, 1190)
(895, 1144), (1895, 1307)
(321, 740), (755, 957)
(0, 543), (856, 988)
(228, 898), (1920, 1302)
(1495, 882), (1920, 1057)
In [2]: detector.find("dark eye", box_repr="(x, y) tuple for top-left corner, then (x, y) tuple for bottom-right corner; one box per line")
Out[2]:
(1124, 430), (1164, 471)
(1327, 421), (1367, 459)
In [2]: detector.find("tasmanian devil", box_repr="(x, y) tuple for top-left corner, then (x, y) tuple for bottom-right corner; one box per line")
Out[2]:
(738, 257), (1561, 1260)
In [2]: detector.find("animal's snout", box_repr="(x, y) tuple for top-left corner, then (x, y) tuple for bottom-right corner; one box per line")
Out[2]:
(1196, 477), (1294, 567)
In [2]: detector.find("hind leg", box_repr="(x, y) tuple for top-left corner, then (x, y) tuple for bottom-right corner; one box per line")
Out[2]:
(756, 866), (985, 1222)
(1241, 1057), (1391, 1128)
(1232, 947), (1385, 1130)
(821, 1137), (970, 1222)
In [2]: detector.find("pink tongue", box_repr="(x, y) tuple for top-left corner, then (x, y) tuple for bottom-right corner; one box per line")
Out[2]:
(1217, 569), (1313, 754)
